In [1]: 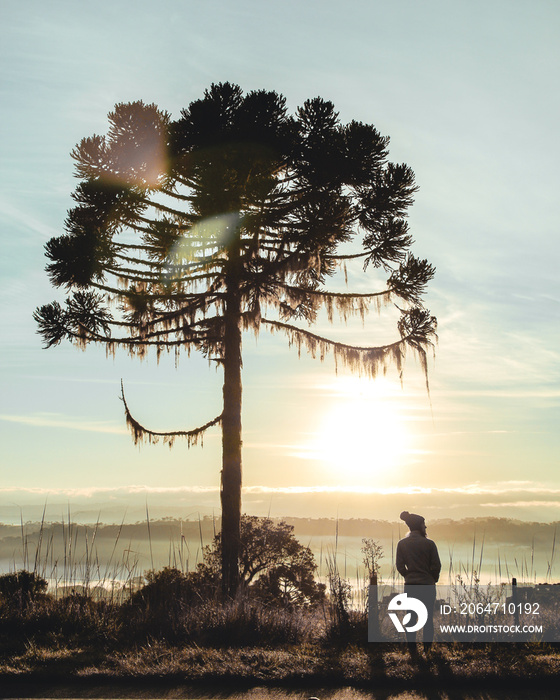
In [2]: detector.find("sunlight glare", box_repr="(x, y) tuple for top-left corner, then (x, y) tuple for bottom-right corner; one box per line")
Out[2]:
(313, 377), (409, 486)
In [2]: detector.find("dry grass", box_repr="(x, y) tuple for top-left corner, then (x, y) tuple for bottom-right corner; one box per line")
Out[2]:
(3, 640), (560, 689)
(2, 518), (560, 690)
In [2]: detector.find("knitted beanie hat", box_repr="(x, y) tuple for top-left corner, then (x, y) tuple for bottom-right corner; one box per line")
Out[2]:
(400, 511), (425, 531)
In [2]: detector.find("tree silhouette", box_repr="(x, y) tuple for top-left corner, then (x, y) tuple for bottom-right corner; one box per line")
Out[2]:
(200, 515), (326, 608)
(34, 83), (436, 595)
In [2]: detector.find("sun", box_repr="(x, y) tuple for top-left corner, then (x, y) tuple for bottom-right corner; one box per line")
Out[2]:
(311, 377), (410, 485)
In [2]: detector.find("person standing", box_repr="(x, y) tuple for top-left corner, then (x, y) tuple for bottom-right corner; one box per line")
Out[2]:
(396, 511), (441, 654)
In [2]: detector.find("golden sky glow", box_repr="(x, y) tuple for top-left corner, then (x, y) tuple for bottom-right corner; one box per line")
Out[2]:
(294, 377), (410, 487)
(0, 0), (558, 522)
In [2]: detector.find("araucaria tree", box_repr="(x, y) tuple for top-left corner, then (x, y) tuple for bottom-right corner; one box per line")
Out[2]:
(35, 83), (436, 595)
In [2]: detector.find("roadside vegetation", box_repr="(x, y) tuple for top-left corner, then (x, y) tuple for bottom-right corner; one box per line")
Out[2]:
(1, 516), (560, 689)
(0, 517), (328, 649)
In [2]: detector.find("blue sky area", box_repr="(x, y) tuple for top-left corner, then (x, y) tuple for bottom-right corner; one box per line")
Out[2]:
(1, 0), (559, 522)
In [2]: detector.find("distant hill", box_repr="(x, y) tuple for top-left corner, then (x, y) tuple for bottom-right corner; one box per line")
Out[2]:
(2, 515), (558, 544)
(284, 516), (560, 548)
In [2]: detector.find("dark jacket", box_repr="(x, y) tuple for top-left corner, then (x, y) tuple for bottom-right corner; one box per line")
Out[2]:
(396, 531), (441, 585)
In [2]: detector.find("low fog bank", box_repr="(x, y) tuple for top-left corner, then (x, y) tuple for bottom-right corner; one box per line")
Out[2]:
(1, 515), (558, 583)
(2, 515), (558, 546)
(2, 484), (560, 524)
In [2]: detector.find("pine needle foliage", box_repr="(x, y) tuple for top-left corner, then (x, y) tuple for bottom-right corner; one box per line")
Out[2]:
(34, 83), (436, 595)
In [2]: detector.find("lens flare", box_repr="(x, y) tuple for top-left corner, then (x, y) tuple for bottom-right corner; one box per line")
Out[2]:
(168, 212), (243, 263)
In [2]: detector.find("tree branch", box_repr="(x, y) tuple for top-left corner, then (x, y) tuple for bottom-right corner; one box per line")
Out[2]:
(120, 380), (222, 448)
(279, 282), (390, 300)
(261, 317), (416, 381)
(89, 280), (224, 303)
(325, 251), (370, 261)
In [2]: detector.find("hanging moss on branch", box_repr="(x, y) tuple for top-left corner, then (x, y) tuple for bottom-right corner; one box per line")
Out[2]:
(120, 380), (222, 448)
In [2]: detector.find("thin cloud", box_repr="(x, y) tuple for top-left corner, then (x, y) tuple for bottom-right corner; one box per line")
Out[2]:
(5, 483), (560, 499)
(481, 501), (560, 508)
(0, 413), (127, 435)
(0, 485), (220, 498)
(433, 389), (560, 399)
(0, 197), (59, 241)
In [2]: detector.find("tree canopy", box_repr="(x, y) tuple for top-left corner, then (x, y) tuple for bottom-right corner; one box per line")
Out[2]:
(34, 82), (436, 594)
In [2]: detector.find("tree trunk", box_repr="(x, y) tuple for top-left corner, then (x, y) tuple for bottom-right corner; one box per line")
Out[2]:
(221, 246), (243, 597)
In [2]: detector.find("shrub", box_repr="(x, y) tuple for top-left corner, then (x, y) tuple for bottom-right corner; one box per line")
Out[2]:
(0, 571), (48, 612)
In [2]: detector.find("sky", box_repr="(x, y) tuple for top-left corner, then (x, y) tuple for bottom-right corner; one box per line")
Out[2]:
(1, 0), (559, 524)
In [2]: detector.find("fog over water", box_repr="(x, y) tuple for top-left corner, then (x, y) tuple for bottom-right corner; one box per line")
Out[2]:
(1, 515), (558, 586)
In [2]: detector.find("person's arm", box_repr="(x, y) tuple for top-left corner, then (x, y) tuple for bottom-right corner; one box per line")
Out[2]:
(430, 542), (441, 583)
(396, 542), (408, 578)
